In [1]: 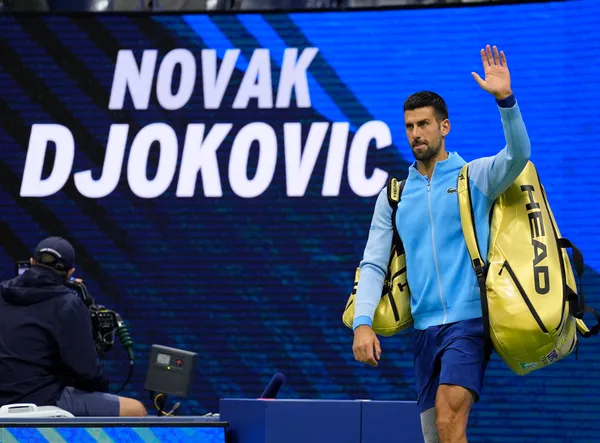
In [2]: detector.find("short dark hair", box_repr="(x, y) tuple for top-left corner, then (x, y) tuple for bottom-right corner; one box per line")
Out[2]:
(38, 252), (69, 276)
(403, 91), (448, 122)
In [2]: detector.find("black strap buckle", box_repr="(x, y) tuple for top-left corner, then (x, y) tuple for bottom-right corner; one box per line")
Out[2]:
(473, 258), (486, 279)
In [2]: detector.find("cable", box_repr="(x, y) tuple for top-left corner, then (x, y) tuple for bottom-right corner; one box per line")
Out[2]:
(166, 402), (181, 416)
(151, 392), (181, 416)
(113, 316), (135, 394)
(116, 316), (135, 362)
(114, 357), (134, 395)
(152, 392), (169, 416)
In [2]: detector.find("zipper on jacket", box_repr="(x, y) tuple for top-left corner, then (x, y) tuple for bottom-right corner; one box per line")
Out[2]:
(424, 176), (447, 323)
(499, 260), (548, 333)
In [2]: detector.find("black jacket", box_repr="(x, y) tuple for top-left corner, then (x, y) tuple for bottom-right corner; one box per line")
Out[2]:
(0, 266), (109, 407)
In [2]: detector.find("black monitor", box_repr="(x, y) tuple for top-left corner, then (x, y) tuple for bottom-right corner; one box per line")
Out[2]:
(15, 261), (31, 276)
(144, 344), (197, 398)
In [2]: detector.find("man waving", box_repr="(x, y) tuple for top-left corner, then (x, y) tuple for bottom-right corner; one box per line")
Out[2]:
(352, 45), (531, 443)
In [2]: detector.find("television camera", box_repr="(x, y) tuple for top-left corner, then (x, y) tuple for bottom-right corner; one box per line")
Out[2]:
(67, 278), (134, 359)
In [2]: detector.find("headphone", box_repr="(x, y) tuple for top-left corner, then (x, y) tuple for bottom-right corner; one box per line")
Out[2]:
(35, 260), (69, 275)
(34, 252), (94, 307)
(66, 279), (95, 307)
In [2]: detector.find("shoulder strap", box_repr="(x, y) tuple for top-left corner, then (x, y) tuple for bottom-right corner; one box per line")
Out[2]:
(457, 164), (484, 273)
(456, 164), (493, 358)
(557, 238), (600, 338)
(387, 177), (406, 249)
(387, 177), (404, 207)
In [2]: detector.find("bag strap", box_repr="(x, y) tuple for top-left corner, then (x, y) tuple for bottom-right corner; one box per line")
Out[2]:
(558, 238), (585, 317)
(456, 164), (493, 359)
(578, 305), (600, 337)
(387, 177), (406, 250)
(557, 237), (600, 337)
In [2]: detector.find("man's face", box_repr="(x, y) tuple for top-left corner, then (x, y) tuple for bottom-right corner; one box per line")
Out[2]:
(404, 107), (448, 162)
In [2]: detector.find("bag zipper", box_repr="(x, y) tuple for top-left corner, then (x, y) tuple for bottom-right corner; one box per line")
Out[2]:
(383, 279), (400, 322)
(499, 260), (548, 333)
(347, 281), (400, 322)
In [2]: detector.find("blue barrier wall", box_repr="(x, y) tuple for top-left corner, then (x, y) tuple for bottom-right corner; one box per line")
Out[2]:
(0, 418), (226, 443)
(1, 426), (225, 443)
(0, 1), (598, 441)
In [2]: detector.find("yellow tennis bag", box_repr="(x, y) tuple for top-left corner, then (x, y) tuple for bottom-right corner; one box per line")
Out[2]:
(458, 160), (599, 375)
(342, 177), (413, 336)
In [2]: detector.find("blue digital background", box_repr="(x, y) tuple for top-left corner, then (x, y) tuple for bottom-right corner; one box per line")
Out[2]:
(0, 426), (225, 443)
(0, 1), (598, 441)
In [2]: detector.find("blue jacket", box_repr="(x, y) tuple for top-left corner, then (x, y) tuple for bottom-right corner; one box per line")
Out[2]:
(0, 266), (109, 407)
(353, 96), (531, 331)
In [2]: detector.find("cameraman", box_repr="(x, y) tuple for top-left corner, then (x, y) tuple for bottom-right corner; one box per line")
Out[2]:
(0, 237), (146, 417)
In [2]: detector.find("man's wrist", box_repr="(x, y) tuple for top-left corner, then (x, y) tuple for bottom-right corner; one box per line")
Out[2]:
(496, 93), (516, 108)
(493, 89), (513, 100)
(353, 315), (373, 331)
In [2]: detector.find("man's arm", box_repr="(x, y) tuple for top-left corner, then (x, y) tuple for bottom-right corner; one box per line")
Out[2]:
(55, 296), (109, 392)
(468, 95), (531, 200)
(469, 45), (531, 199)
(352, 188), (394, 330)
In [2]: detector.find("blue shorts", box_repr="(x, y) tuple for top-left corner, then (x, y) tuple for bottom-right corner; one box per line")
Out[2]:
(413, 317), (489, 413)
(56, 387), (120, 417)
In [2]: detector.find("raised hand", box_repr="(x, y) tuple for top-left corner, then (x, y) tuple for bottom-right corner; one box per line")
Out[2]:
(472, 45), (513, 100)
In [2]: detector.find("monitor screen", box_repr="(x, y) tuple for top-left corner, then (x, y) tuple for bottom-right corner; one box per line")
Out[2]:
(16, 261), (30, 276)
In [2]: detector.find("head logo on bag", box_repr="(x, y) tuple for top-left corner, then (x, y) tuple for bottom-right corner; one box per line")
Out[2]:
(521, 184), (550, 295)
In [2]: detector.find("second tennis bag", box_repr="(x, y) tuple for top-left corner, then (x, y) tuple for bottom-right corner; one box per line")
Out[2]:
(458, 160), (599, 375)
(341, 177), (413, 336)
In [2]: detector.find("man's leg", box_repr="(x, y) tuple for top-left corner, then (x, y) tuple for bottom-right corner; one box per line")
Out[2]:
(434, 318), (489, 443)
(118, 396), (148, 417)
(435, 384), (473, 443)
(56, 387), (147, 417)
(414, 326), (442, 443)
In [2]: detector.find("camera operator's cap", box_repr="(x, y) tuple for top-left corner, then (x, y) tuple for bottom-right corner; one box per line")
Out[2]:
(34, 236), (76, 269)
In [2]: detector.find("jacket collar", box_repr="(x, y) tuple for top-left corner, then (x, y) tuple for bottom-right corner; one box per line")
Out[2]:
(407, 151), (465, 180)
